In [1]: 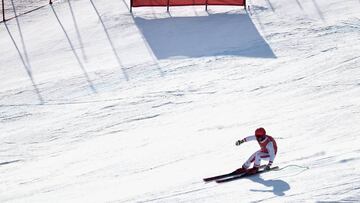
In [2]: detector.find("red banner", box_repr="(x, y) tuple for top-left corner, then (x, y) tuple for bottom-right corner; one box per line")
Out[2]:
(132, 0), (245, 7)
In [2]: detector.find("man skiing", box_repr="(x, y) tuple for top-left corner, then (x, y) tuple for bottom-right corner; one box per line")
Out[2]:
(234, 127), (277, 175)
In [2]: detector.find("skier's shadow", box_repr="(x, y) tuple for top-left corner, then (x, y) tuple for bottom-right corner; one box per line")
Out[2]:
(248, 175), (290, 196)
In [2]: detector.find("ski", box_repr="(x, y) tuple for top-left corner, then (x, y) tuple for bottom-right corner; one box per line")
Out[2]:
(215, 166), (279, 183)
(203, 171), (240, 182)
(203, 165), (266, 182)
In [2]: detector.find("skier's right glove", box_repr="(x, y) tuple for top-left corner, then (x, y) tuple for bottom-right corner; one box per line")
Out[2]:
(235, 139), (245, 146)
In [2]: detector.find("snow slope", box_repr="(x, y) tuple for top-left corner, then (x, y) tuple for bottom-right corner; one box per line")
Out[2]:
(0, 0), (360, 202)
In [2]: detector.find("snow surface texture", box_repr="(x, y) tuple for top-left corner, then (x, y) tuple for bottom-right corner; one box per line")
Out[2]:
(1, 0), (360, 202)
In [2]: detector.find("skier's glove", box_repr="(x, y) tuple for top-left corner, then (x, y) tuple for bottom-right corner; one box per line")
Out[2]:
(235, 139), (245, 146)
(265, 161), (273, 170)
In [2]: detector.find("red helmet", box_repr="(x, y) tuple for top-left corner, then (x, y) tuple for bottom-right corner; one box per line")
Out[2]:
(255, 127), (266, 138)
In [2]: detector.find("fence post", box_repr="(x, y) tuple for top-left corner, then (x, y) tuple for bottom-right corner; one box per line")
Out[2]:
(167, 0), (170, 12)
(2, 0), (5, 21)
(205, 0), (208, 11)
(130, 0), (132, 12)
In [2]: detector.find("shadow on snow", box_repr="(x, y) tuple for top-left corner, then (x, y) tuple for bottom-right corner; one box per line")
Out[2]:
(249, 175), (290, 196)
(0, 160), (21, 166)
(135, 13), (276, 59)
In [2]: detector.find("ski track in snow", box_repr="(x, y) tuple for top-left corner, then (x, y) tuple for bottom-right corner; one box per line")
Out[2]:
(1, 0), (360, 202)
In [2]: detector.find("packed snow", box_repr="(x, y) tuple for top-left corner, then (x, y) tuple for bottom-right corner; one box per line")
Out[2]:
(0, 0), (360, 202)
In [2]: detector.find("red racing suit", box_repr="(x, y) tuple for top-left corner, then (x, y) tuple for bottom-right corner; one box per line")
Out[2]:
(242, 135), (277, 168)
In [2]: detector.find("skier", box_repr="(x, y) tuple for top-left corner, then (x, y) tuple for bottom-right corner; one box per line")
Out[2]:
(234, 127), (277, 175)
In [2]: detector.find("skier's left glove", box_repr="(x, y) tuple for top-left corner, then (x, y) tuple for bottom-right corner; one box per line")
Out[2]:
(235, 139), (245, 146)
(265, 161), (273, 170)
